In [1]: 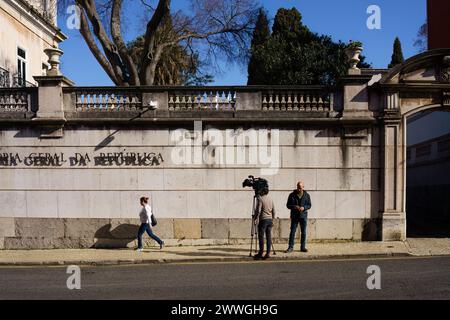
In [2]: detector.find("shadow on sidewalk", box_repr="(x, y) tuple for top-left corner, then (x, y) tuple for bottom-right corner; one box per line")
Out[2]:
(168, 249), (247, 258)
(197, 247), (250, 253)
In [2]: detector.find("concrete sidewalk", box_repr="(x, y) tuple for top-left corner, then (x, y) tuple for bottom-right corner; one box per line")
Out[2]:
(0, 239), (449, 266)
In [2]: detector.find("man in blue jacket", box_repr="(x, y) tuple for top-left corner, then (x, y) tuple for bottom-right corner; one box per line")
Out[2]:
(286, 181), (312, 253)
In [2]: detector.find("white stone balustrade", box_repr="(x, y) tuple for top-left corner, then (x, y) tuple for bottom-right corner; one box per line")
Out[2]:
(75, 91), (142, 111)
(0, 90), (29, 112)
(168, 90), (236, 111)
(262, 91), (333, 111)
(1, 86), (335, 114)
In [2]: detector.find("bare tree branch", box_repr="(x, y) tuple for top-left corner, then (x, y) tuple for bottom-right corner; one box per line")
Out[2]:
(140, 0), (171, 84)
(78, 3), (120, 85)
(76, 0), (125, 84)
(70, 0), (257, 85)
(111, 0), (140, 85)
(139, 0), (155, 11)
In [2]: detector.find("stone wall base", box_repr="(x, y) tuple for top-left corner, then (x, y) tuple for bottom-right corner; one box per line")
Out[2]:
(381, 213), (406, 241)
(0, 218), (381, 249)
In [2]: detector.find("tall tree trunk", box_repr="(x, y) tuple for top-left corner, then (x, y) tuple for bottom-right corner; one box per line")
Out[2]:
(140, 0), (171, 85)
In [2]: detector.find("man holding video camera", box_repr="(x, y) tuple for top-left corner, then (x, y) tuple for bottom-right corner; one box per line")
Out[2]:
(286, 181), (311, 253)
(253, 189), (276, 260)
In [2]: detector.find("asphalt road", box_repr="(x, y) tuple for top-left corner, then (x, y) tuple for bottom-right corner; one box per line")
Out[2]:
(1, 256), (450, 300)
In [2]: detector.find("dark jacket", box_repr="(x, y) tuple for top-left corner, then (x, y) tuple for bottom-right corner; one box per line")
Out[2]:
(286, 190), (312, 220)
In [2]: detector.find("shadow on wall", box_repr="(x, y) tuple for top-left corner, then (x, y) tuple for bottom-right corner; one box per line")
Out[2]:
(14, 128), (41, 138)
(92, 224), (139, 248)
(351, 88), (368, 103)
(95, 129), (118, 151)
(94, 109), (154, 152)
(361, 219), (381, 241)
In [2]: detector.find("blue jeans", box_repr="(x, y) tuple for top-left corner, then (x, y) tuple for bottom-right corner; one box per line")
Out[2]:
(288, 218), (307, 250)
(137, 223), (163, 249)
(258, 219), (273, 255)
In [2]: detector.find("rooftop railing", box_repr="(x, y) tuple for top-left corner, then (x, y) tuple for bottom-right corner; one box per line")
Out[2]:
(0, 84), (338, 118)
(72, 88), (142, 112)
(168, 88), (236, 111)
(0, 87), (36, 112)
(62, 86), (336, 114)
(261, 88), (333, 112)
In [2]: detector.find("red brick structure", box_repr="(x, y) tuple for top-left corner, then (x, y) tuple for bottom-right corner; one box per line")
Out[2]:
(428, 0), (450, 49)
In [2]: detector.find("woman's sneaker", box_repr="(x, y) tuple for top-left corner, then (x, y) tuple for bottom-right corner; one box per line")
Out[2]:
(136, 248), (143, 252)
(160, 241), (165, 250)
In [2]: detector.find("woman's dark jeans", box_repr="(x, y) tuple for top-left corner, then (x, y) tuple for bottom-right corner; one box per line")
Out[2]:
(288, 217), (307, 250)
(137, 223), (163, 249)
(258, 219), (273, 255)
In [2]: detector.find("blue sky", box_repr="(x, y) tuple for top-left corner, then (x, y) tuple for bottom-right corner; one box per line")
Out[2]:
(58, 0), (426, 86)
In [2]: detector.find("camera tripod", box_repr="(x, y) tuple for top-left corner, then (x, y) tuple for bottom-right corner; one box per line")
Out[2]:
(249, 195), (276, 257)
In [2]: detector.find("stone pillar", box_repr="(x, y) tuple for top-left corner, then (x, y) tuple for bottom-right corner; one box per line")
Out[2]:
(380, 97), (406, 240)
(142, 91), (168, 111)
(33, 75), (74, 120)
(340, 75), (373, 118)
(235, 90), (262, 111)
(340, 44), (376, 119)
(32, 47), (75, 138)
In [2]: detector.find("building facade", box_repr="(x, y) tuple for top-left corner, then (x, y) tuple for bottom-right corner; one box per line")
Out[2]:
(0, 0), (64, 88)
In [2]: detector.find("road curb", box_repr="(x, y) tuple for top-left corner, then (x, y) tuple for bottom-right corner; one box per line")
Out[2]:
(0, 252), (414, 267)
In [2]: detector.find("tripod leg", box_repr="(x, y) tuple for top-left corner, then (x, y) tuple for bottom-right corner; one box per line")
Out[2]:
(249, 196), (258, 257)
(249, 195), (258, 257)
(255, 225), (259, 254)
(253, 196), (260, 255)
(249, 219), (254, 257)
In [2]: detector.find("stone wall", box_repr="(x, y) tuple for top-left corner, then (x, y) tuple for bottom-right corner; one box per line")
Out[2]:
(0, 122), (382, 248)
(0, 218), (380, 249)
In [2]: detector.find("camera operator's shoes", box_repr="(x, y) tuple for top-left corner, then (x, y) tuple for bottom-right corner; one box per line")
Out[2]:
(285, 248), (293, 253)
(263, 254), (270, 260)
(301, 248), (308, 253)
(253, 253), (263, 260)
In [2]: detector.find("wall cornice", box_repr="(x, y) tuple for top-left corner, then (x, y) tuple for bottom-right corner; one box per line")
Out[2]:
(2, 0), (67, 43)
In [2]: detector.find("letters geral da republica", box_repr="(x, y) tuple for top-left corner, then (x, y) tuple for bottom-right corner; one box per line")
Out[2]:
(0, 151), (164, 167)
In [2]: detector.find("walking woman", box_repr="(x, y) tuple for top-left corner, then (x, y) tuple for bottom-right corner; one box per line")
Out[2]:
(136, 196), (164, 252)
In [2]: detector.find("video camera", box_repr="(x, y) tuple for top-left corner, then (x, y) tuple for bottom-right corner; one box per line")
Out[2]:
(242, 175), (269, 196)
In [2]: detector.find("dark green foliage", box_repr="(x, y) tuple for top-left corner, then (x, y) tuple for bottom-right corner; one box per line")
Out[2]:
(388, 37), (405, 68)
(247, 7), (371, 85)
(272, 8), (304, 37)
(251, 8), (271, 47)
(247, 8), (271, 85)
